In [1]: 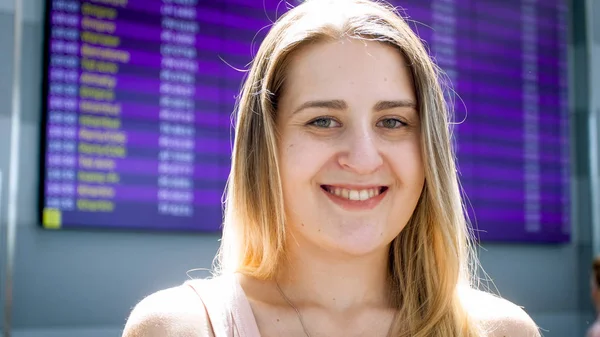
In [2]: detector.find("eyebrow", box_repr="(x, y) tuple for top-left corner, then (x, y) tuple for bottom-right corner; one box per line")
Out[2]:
(292, 99), (417, 115)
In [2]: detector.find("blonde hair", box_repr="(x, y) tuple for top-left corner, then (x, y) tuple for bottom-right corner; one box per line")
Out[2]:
(216, 0), (484, 336)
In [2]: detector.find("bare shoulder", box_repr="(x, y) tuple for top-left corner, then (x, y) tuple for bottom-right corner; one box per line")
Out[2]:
(121, 281), (213, 337)
(587, 321), (600, 337)
(461, 288), (540, 337)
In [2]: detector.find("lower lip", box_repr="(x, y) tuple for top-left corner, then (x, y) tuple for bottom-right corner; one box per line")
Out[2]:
(321, 187), (387, 211)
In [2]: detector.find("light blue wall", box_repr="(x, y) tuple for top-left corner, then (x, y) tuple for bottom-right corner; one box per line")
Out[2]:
(0, 1), (594, 336)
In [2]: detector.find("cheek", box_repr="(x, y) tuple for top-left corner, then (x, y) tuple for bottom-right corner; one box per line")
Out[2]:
(278, 138), (329, 221)
(282, 130), (334, 162)
(279, 136), (323, 188)
(391, 139), (425, 185)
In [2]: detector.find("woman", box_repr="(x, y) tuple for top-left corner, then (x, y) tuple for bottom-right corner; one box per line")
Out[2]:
(123, 0), (540, 336)
(588, 257), (600, 337)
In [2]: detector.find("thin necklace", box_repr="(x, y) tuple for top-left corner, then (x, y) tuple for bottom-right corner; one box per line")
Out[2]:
(275, 281), (397, 337)
(276, 280), (313, 337)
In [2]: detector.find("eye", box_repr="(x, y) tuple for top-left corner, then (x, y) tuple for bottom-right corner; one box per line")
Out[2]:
(376, 118), (406, 129)
(308, 117), (341, 128)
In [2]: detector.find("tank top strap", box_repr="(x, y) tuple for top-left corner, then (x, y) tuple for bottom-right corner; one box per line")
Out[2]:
(186, 275), (235, 337)
(185, 273), (261, 337)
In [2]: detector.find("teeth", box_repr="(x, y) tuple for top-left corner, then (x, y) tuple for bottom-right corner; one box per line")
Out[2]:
(329, 187), (382, 201)
(359, 190), (369, 200)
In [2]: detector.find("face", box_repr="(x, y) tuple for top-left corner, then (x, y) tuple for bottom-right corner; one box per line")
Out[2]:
(276, 38), (425, 257)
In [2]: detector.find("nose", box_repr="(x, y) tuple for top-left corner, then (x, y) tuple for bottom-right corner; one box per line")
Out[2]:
(338, 126), (383, 175)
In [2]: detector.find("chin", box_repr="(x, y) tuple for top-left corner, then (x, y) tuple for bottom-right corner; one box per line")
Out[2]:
(324, 241), (393, 261)
(321, 221), (398, 258)
(335, 243), (391, 258)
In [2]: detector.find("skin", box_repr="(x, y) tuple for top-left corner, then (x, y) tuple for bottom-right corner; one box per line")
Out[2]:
(588, 276), (600, 337)
(121, 38), (541, 337)
(241, 38), (424, 336)
(276, 38), (424, 260)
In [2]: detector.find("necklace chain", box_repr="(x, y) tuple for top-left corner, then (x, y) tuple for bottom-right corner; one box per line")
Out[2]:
(275, 280), (396, 337)
(276, 280), (313, 337)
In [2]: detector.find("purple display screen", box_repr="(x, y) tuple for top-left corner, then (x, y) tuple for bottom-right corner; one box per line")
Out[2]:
(40, 0), (570, 242)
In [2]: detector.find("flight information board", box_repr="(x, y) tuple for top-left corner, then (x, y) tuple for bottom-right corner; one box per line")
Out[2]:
(40, 0), (570, 242)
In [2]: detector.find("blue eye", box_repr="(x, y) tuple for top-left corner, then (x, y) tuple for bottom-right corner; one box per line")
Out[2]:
(377, 118), (405, 129)
(308, 117), (340, 128)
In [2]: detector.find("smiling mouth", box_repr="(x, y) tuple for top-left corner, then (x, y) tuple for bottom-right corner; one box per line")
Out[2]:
(321, 185), (389, 201)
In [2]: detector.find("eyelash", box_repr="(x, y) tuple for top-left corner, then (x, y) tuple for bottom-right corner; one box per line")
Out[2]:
(308, 117), (340, 128)
(307, 117), (407, 129)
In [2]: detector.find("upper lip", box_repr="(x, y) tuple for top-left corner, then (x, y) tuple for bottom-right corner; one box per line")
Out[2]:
(321, 184), (388, 190)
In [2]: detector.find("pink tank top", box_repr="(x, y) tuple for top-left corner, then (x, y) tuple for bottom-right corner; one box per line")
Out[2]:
(185, 274), (262, 337)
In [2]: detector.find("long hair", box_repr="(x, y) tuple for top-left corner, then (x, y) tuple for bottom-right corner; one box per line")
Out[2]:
(593, 256), (600, 289)
(215, 0), (484, 335)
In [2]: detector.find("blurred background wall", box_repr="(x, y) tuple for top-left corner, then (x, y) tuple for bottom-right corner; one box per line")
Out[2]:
(0, 0), (598, 336)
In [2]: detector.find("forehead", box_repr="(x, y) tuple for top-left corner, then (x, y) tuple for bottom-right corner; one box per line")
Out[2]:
(283, 38), (415, 101)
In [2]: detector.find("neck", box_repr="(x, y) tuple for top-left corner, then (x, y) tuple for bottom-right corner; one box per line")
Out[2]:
(276, 234), (392, 313)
